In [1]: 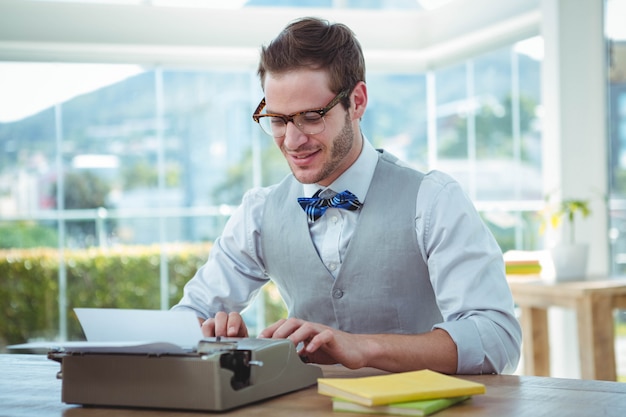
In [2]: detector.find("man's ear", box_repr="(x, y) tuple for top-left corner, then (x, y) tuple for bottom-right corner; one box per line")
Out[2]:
(350, 81), (368, 120)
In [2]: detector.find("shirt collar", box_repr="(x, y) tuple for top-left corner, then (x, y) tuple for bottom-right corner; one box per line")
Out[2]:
(301, 138), (378, 203)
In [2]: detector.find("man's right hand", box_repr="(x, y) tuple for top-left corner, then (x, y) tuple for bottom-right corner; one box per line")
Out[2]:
(198, 311), (249, 337)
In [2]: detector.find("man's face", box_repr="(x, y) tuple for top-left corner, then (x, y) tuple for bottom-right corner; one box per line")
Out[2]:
(263, 69), (361, 186)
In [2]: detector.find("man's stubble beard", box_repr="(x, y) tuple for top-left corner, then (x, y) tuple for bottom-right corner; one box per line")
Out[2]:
(292, 111), (355, 185)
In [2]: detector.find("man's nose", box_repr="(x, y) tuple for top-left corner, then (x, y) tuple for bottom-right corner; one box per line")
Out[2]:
(282, 121), (307, 149)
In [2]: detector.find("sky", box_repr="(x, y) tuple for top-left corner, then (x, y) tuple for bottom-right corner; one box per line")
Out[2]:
(0, 63), (144, 123)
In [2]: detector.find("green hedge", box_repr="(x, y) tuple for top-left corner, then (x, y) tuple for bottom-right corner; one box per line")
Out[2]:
(0, 244), (287, 351)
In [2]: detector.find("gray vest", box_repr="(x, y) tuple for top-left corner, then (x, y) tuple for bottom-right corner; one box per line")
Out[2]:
(261, 150), (442, 334)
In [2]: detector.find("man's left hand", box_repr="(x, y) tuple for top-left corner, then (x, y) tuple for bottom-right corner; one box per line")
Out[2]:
(259, 318), (368, 369)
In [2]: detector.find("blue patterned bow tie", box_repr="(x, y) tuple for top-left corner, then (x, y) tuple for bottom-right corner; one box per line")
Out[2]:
(297, 190), (362, 224)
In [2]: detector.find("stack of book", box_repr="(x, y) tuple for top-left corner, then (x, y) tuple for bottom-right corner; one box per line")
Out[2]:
(503, 250), (543, 275)
(317, 369), (485, 416)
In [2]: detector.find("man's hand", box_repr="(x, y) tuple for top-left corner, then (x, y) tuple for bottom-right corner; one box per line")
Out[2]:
(199, 311), (249, 338)
(259, 318), (458, 374)
(259, 318), (368, 369)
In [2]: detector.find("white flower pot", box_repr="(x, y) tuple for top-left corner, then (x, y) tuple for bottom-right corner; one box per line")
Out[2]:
(549, 243), (589, 281)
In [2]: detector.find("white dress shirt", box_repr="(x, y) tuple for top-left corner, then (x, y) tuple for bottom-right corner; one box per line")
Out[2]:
(173, 139), (522, 374)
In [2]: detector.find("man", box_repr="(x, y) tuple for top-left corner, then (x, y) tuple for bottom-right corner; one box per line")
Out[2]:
(172, 17), (521, 375)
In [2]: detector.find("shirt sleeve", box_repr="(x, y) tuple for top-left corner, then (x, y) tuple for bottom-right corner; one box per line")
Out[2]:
(416, 171), (522, 374)
(171, 187), (271, 319)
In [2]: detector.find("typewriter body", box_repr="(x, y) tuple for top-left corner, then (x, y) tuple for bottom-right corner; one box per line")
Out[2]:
(48, 337), (322, 411)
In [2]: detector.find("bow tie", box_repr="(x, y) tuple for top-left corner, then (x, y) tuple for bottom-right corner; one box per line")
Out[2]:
(297, 190), (362, 224)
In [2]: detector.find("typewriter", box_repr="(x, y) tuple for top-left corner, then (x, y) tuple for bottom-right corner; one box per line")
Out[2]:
(14, 308), (323, 412)
(48, 336), (323, 411)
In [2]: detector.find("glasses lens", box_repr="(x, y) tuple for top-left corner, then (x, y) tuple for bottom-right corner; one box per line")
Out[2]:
(257, 116), (285, 137)
(257, 113), (326, 137)
(294, 112), (325, 135)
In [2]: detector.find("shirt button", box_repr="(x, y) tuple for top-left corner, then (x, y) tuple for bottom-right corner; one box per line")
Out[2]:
(330, 215), (338, 223)
(328, 262), (337, 271)
(332, 289), (344, 299)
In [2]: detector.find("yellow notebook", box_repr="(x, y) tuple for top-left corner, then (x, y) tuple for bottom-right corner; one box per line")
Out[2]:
(317, 370), (485, 407)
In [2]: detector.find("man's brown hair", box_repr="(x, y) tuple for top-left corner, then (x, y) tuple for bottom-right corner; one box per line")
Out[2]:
(257, 17), (366, 108)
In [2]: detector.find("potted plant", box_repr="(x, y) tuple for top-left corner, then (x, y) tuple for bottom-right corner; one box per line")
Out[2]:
(540, 196), (592, 281)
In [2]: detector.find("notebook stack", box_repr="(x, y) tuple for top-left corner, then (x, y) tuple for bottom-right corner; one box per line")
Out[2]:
(503, 250), (542, 275)
(317, 369), (485, 416)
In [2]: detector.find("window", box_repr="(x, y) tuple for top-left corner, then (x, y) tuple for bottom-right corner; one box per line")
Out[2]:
(0, 1), (543, 345)
(607, 0), (626, 274)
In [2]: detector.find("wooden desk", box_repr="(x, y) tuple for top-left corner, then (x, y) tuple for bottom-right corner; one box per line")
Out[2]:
(508, 276), (626, 381)
(2, 354), (626, 417)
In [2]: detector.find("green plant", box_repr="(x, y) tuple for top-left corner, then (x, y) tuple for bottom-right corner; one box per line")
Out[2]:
(0, 244), (288, 350)
(540, 197), (591, 244)
(0, 221), (58, 249)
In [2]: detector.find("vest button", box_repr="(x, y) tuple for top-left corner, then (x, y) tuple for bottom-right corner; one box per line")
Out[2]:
(332, 289), (344, 299)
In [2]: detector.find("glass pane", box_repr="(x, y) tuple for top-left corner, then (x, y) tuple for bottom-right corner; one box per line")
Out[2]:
(516, 38), (543, 201)
(435, 63), (468, 162)
(473, 47), (513, 160)
(0, 106), (57, 219)
(0, 220), (58, 249)
(365, 73), (427, 170)
(607, 0), (626, 275)
(0, 62), (269, 345)
(473, 46), (542, 201)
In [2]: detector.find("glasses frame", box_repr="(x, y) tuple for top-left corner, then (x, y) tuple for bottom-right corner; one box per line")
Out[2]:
(252, 89), (349, 137)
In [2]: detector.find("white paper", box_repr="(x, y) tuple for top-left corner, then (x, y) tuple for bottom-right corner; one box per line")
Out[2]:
(8, 308), (204, 354)
(74, 308), (203, 350)
(8, 340), (190, 355)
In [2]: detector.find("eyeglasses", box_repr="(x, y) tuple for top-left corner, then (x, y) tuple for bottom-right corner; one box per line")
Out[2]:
(252, 90), (349, 138)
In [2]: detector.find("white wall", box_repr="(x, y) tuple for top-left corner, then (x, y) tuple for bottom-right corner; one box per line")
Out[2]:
(541, 0), (609, 379)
